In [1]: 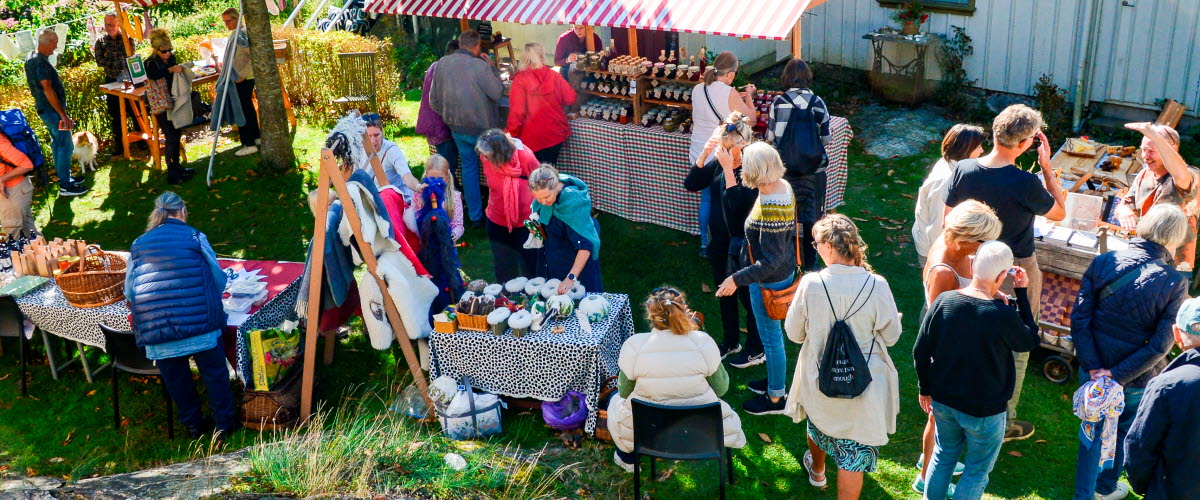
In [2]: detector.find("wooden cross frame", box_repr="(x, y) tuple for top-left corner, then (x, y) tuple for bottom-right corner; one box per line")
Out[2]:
(298, 131), (433, 420)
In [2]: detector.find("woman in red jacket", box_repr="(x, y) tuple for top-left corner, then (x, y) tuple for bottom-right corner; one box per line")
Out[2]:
(506, 42), (577, 166)
(477, 129), (541, 282)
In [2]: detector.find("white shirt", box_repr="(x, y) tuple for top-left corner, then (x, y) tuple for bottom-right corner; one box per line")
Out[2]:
(689, 81), (733, 164)
(912, 158), (955, 258)
(369, 139), (412, 200)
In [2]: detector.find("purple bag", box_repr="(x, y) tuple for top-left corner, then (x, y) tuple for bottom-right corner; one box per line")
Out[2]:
(542, 391), (588, 431)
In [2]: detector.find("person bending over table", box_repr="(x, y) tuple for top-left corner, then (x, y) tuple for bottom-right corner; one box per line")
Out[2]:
(478, 129), (539, 283)
(145, 29), (195, 184)
(125, 192), (237, 440)
(606, 287), (745, 472)
(1114, 123), (1200, 270)
(529, 165), (603, 294)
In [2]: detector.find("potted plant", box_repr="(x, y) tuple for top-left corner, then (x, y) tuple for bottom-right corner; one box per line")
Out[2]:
(890, 1), (930, 35)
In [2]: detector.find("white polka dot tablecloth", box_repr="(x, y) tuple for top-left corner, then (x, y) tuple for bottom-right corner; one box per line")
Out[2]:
(429, 293), (634, 434)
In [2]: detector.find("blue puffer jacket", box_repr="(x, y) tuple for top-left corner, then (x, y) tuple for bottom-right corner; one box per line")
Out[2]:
(127, 219), (226, 346)
(1070, 239), (1188, 388)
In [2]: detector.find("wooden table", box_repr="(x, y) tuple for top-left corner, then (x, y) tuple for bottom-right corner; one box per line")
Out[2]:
(99, 71), (219, 170)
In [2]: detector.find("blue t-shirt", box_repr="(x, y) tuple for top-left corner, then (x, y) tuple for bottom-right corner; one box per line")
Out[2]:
(24, 53), (65, 116)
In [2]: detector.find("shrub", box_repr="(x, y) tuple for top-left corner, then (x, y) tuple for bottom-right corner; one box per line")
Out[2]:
(1033, 74), (1071, 143)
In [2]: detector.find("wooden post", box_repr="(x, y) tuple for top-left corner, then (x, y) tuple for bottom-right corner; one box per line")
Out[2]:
(298, 149), (435, 422)
(584, 26), (596, 51)
(113, 0), (133, 57)
(626, 27), (638, 57)
(791, 19), (802, 59)
(362, 131), (389, 184)
(460, 18), (470, 32)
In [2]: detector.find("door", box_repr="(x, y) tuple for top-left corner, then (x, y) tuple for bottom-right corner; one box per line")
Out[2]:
(1088, 0), (1200, 114)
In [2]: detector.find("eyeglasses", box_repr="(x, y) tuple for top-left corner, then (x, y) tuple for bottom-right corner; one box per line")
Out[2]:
(811, 240), (823, 250)
(158, 48), (173, 54)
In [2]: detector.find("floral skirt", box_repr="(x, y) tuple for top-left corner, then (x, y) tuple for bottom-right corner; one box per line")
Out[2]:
(808, 422), (879, 473)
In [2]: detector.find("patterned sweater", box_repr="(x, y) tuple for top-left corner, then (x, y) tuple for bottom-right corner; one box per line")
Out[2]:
(733, 188), (797, 286)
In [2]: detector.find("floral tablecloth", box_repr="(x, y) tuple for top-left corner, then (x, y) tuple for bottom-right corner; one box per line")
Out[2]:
(429, 293), (634, 434)
(556, 117), (853, 235)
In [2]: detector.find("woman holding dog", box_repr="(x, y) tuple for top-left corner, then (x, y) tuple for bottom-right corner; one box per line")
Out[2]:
(145, 29), (194, 184)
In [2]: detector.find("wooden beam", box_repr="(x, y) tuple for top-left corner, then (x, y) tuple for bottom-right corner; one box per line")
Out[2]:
(113, 0), (133, 57)
(299, 157), (332, 421)
(626, 27), (638, 57)
(584, 26), (596, 51)
(361, 131), (389, 187)
(791, 19), (802, 59)
(459, 18), (470, 32)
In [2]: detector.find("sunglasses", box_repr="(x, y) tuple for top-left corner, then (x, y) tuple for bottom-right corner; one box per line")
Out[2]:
(158, 48), (173, 54)
(811, 240), (822, 250)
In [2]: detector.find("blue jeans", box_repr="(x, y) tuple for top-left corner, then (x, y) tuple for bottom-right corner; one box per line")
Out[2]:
(38, 111), (75, 188)
(452, 132), (484, 222)
(155, 338), (238, 432)
(433, 139), (460, 187)
(747, 272), (794, 398)
(928, 401), (1006, 500)
(698, 189), (711, 248)
(1073, 373), (1143, 499)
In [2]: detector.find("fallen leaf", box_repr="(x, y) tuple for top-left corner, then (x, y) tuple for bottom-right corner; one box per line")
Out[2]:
(0, 465), (9, 472)
(851, 217), (869, 222)
(85, 390), (95, 397)
(894, 179), (908, 185)
(49, 457), (64, 463)
(1007, 451), (1023, 457)
(900, 193), (915, 200)
(1035, 439), (1047, 444)
(887, 169), (894, 176)
(26, 468), (35, 476)
(701, 283), (712, 293)
(655, 466), (676, 482)
(758, 433), (772, 443)
(0, 373), (8, 381)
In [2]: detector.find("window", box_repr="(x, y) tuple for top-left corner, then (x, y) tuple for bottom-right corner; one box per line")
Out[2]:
(877, 0), (975, 15)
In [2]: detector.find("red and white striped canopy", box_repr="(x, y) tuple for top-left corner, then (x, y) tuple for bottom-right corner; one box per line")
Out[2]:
(365, 0), (818, 41)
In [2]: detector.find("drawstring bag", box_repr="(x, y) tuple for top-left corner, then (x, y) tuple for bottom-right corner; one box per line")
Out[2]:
(437, 376), (504, 440)
(542, 390), (588, 431)
(816, 274), (876, 399)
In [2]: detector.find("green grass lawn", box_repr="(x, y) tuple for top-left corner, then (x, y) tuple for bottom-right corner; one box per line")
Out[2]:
(0, 97), (1149, 499)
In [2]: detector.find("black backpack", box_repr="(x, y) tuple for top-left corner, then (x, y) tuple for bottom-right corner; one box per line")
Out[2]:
(775, 91), (827, 177)
(816, 274), (877, 399)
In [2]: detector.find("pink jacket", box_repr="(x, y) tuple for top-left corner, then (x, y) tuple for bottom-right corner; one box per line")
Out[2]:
(484, 144), (539, 230)
(377, 187), (429, 275)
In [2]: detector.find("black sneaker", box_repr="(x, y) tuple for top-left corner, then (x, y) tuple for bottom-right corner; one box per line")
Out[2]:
(748, 378), (767, 395)
(187, 417), (215, 439)
(59, 184), (89, 197)
(728, 350), (765, 369)
(743, 393), (787, 415)
(719, 343), (742, 360)
(214, 421), (242, 443)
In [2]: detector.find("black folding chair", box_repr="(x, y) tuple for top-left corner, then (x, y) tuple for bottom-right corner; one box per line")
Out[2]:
(631, 399), (734, 499)
(100, 325), (173, 439)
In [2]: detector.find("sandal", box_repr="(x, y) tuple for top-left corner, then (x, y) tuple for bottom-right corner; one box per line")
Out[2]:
(803, 450), (827, 487)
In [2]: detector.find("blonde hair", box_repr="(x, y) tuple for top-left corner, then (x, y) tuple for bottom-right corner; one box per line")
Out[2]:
(1139, 203), (1188, 251)
(716, 111), (754, 150)
(148, 28), (171, 51)
(704, 51), (738, 86)
(739, 142), (785, 189)
(528, 164), (561, 192)
(518, 42), (546, 71)
(147, 191), (186, 231)
(943, 200), (1002, 244)
(973, 241), (1014, 282)
(992, 104), (1044, 148)
(813, 214), (872, 272)
(645, 287), (697, 335)
(423, 154), (457, 221)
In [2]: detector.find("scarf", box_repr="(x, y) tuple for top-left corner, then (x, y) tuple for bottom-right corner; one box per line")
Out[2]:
(532, 174), (601, 260)
(1073, 376), (1125, 470)
(493, 152), (528, 231)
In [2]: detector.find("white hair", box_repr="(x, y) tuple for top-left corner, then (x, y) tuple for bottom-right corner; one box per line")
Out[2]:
(37, 29), (58, 46)
(972, 241), (1014, 283)
(1139, 204), (1189, 251)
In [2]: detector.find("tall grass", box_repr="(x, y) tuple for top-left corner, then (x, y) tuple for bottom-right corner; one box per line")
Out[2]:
(245, 387), (577, 499)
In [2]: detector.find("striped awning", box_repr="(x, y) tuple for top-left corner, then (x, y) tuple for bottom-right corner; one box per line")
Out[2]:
(365, 0), (818, 41)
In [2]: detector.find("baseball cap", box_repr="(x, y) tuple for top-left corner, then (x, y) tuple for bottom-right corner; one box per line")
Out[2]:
(1174, 297), (1200, 336)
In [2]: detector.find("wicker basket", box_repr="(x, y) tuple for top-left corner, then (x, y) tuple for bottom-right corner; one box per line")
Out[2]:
(241, 365), (304, 431)
(593, 376), (618, 442)
(55, 245), (126, 308)
(457, 313), (489, 332)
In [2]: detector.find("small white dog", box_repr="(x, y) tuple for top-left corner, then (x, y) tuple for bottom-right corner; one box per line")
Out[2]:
(71, 131), (99, 173)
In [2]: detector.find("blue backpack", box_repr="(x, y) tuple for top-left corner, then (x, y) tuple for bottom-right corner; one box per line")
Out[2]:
(0, 109), (46, 170)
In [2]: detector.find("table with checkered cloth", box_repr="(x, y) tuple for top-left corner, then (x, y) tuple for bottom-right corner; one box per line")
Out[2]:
(1040, 272), (1081, 329)
(556, 117), (853, 235)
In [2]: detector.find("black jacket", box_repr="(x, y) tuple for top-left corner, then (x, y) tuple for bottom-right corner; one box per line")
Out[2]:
(1124, 348), (1200, 499)
(1070, 239), (1187, 388)
(683, 157), (758, 244)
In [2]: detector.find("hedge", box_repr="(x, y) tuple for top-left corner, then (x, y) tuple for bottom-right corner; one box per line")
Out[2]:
(0, 27), (402, 146)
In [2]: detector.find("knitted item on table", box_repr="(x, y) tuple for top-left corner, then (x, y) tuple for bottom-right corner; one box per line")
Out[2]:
(532, 174), (601, 259)
(417, 178), (464, 314)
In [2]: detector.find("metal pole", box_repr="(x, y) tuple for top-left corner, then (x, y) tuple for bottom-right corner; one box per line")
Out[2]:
(206, 0), (247, 186)
(303, 0), (332, 29)
(283, 0), (308, 28)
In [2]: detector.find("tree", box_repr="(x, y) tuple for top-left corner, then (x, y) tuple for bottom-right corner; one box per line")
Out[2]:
(241, 0), (295, 172)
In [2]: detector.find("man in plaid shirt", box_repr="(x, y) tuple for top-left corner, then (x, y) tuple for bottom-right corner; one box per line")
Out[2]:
(93, 13), (140, 153)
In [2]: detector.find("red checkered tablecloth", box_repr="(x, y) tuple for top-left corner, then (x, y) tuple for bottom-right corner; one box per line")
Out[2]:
(557, 117), (852, 235)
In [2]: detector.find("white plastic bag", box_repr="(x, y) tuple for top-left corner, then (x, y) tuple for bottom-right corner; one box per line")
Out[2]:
(438, 378), (504, 440)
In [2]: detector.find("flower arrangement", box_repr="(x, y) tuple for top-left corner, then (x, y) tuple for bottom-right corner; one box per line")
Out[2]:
(890, 1), (930, 33)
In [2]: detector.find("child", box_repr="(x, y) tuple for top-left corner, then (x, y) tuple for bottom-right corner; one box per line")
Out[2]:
(412, 154), (465, 241)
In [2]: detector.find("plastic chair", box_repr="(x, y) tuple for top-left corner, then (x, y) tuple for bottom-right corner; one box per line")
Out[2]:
(333, 52), (378, 113)
(100, 325), (174, 439)
(631, 399), (734, 499)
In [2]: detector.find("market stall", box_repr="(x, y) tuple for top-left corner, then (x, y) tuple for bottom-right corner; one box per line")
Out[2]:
(365, 0), (850, 234)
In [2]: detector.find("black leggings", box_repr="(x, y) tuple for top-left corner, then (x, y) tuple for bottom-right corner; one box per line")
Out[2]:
(708, 235), (761, 353)
(155, 112), (183, 176)
(533, 143), (563, 166)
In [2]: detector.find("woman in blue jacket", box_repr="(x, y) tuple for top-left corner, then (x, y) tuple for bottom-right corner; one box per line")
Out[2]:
(125, 192), (235, 439)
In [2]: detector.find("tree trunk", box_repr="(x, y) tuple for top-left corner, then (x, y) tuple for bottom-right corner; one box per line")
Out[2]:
(242, 0), (295, 172)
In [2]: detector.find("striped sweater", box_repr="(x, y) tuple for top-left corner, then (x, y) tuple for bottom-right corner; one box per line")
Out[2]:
(733, 188), (798, 286)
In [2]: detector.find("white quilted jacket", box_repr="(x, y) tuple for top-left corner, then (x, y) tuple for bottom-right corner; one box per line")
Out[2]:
(606, 329), (747, 452)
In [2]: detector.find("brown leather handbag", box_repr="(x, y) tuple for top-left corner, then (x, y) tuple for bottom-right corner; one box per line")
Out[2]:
(747, 222), (802, 320)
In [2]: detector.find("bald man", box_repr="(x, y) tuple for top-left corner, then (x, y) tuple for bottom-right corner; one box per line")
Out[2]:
(94, 13), (139, 154)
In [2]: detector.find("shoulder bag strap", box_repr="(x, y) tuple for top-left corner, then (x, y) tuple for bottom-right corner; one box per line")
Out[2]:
(1098, 258), (1168, 302)
(702, 84), (722, 121)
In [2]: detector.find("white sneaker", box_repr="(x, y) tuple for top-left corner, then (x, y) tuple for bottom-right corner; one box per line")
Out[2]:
(235, 145), (258, 157)
(1095, 483), (1130, 500)
(613, 450), (634, 473)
